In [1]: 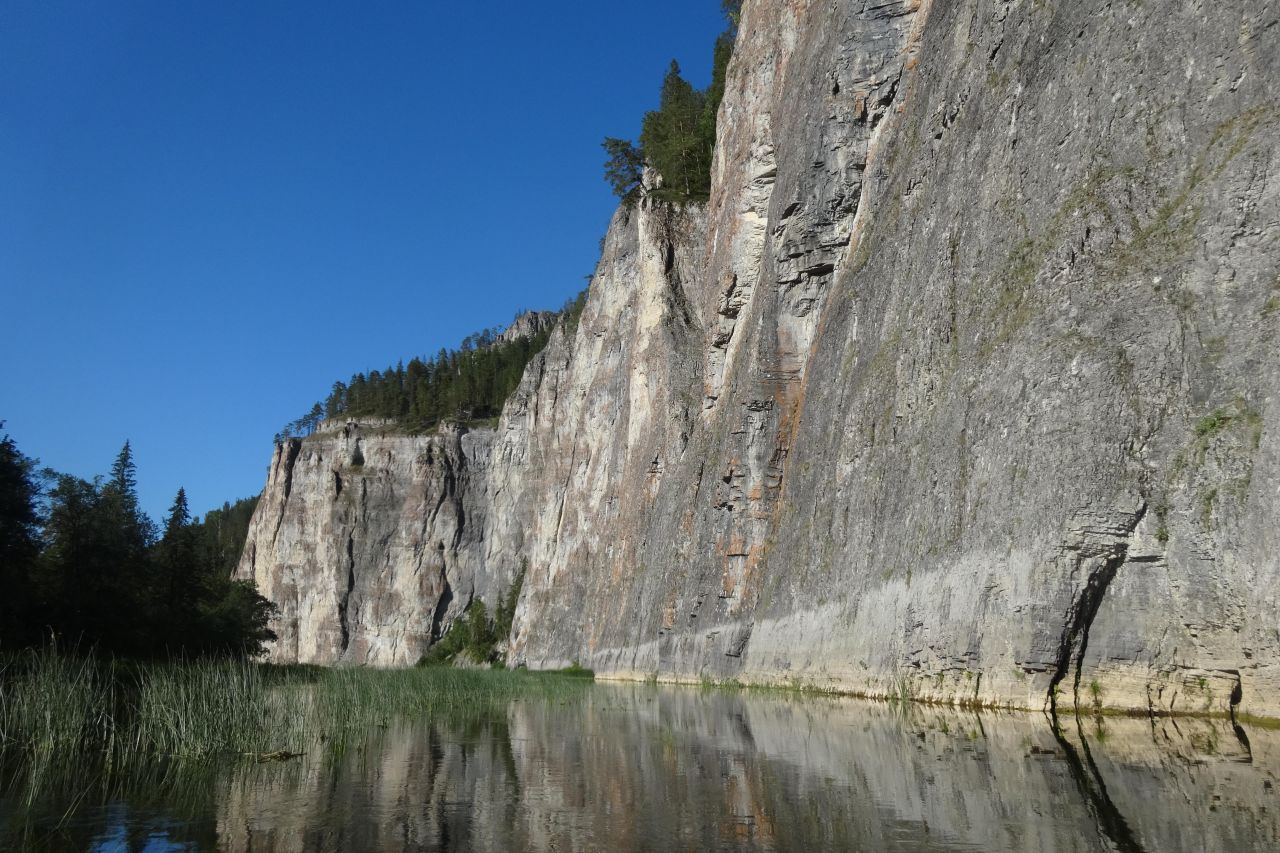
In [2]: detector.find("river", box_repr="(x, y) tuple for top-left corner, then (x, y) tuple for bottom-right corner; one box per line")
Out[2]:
(3, 682), (1276, 851)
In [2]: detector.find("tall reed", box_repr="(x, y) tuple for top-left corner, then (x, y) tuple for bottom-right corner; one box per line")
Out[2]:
(1, 649), (590, 765)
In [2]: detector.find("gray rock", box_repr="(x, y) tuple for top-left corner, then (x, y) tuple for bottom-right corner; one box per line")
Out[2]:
(239, 0), (1280, 719)
(497, 310), (558, 345)
(237, 421), (492, 666)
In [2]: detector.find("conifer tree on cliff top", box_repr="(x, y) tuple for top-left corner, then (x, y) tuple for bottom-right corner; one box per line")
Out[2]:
(641, 61), (712, 200)
(602, 2), (738, 202)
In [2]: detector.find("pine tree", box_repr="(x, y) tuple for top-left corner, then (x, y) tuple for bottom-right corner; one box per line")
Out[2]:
(156, 486), (200, 639)
(306, 402), (324, 434)
(603, 137), (645, 201)
(0, 427), (41, 646)
(110, 440), (137, 499)
(601, 4), (739, 203)
(164, 487), (191, 538)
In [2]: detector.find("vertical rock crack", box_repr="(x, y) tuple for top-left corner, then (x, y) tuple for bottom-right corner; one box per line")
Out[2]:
(338, 533), (355, 654)
(1048, 502), (1148, 719)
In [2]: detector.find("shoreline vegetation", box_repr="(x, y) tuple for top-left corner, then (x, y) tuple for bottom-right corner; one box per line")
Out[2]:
(4, 646), (1268, 783)
(0, 647), (595, 822)
(0, 429), (272, 663)
(3, 649), (1271, 843)
(0, 647), (595, 762)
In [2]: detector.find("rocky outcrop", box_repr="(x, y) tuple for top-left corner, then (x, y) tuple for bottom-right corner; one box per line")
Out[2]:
(238, 423), (492, 666)
(240, 0), (1280, 718)
(497, 311), (557, 345)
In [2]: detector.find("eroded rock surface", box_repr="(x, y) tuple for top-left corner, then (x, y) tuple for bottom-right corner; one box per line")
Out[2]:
(238, 423), (491, 666)
(240, 0), (1280, 717)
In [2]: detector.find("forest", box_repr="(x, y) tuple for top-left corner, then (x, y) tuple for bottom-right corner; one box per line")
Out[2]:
(0, 428), (271, 659)
(280, 292), (585, 439)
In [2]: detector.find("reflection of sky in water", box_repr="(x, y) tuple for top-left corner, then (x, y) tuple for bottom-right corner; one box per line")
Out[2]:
(6, 685), (1279, 852)
(87, 804), (199, 852)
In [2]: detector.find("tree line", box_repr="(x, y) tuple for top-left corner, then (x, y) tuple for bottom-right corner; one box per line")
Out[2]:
(0, 427), (273, 659)
(603, 1), (741, 203)
(281, 296), (586, 440)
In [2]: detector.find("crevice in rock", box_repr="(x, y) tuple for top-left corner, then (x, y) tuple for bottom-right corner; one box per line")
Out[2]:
(338, 533), (355, 654)
(1048, 502), (1147, 719)
(1228, 670), (1253, 759)
(430, 570), (454, 643)
(270, 439), (304, 548)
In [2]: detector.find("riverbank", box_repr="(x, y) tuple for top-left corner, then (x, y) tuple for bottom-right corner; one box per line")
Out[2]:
(5, 675), (1277, 851)
(0, 647), (593, 822)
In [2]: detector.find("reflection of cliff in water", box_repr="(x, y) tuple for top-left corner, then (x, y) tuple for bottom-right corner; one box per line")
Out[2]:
(215, 686), (1280, 853)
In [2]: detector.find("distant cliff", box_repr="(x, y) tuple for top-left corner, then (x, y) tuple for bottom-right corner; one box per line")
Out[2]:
(239, 0), (1280, 720)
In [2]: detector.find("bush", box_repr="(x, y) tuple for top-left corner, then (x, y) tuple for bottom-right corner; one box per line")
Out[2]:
(419, 569), (525, 667)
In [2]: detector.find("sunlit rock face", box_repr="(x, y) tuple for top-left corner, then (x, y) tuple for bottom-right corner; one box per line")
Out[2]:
(237, 422), (492, 666)
(241, 0), (1280, 717)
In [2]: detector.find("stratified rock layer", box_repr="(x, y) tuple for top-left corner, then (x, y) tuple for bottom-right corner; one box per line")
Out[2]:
(240, 0), (1280, 718)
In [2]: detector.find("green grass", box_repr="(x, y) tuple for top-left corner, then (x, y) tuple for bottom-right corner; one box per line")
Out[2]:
(1195, 408), (1235, 438)
(0, 649), (593, 847)
(0, 645), (592, 813)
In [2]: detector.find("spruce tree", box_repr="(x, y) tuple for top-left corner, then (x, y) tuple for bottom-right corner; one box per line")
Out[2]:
(109, 441), (136, 503)
(640, 61), (710, 200)
(0, 428), (41, 646)
(155, 486), (200, 641)
(164, 487), (191, 537)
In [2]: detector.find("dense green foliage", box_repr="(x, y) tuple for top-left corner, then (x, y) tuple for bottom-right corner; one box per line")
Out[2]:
(641, 60), (716, 201)
(319, 324), (551, 432)
(419, 569), (524, 667)
(281, 298), (586, 439)
(0, 429), (41, 649)
(0, 427), (273, 659)
(602, 2), (739, 203)
(191, 495), (261, 579)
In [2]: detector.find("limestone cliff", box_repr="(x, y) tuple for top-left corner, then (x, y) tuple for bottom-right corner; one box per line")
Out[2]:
(238, 421), (492, 666)
(240, 0), (1280, 719)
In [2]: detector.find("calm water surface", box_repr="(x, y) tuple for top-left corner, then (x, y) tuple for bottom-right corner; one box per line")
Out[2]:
(3, 683), (1277, 851)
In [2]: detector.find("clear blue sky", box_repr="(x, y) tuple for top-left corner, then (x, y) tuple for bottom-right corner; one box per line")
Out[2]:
(1, 1), (728, 523)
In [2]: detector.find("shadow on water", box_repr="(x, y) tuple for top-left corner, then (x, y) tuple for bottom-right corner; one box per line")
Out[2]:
(3, 685), (1278, 851)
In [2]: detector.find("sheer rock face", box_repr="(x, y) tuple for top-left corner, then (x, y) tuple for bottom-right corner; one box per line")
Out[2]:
(240, 0), (1280, 717)
(238, 424), (492, 666)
